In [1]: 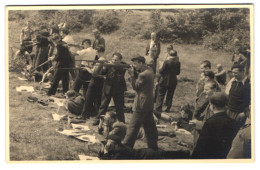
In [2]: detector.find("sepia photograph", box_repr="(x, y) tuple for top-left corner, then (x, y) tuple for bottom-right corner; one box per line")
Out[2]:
(6, 4), (254, 163)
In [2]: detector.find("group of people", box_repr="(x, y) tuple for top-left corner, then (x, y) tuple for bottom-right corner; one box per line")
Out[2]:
(16, 20), (251, 160)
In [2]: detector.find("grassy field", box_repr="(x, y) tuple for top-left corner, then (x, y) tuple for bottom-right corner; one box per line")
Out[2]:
(7, 10), (233, 161)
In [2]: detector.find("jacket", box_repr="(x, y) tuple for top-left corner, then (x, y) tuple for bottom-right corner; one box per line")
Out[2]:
(92, 36), (106, 51)
(158, 57), (180, 88)
(131, 66), (154, 112)
(55, 41), (73, 68)
(191, 112), (237, 159)
(145, 40), (161, 60)
(102, 62), (127, 95)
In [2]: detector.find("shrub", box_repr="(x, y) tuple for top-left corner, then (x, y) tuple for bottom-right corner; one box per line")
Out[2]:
(93, 10), (122, 34)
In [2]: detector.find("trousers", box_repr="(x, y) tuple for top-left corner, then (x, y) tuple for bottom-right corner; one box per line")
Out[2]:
(81, 79), (103, 119)
(73, 70), (91, 96)
(123, 111), (158, 150)
(48, 69), (69, 95)
(155, 85), (176, 111)
(97, 91), (125, 123)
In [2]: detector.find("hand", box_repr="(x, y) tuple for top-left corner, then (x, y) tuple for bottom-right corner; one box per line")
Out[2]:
(39, 81), (43, 85)
(189, 119), (198, 125)
(128, 67), (135, 77)
(49, 56), (55, 61)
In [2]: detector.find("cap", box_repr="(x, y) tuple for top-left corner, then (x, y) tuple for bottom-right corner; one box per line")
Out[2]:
(131, 55), (145, 63)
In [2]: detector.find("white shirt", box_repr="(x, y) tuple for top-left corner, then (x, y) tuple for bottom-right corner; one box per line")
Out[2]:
(63, 35), (77, 53)
(76, 47), (97, 67)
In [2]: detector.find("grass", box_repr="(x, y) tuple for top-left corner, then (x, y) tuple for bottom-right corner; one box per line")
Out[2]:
(7, 10), (233, 161)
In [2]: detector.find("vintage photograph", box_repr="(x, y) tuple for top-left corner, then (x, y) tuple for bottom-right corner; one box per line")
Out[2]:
(6, 5), (253, 162)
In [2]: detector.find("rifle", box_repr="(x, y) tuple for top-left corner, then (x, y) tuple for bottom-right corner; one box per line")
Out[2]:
(25, 59), (52, 79)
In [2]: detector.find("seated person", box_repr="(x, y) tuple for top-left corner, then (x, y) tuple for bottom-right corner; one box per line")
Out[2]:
(98, 111), (127, 141)
(65, 90), (85, 116)
(98, 134), (190, 160)
(99, 111), (176, 141)
(176, 104), (194, 132)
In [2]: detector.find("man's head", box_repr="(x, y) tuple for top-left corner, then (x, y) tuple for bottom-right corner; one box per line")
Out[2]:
(180, 104), (193, 120)
(216, 64), (223, 72)
(167, 45), (174, 53)
(169, 50), (177, 57)
(26, 21), (32, 28)
(82, 39), (91, 49)
(131, 55), (146, 71)
(104, 112), (117, 127)
(200, 60), (211, 73)
(209, 92), (228, 112)
(204, 81), (218, 96)
(231, 64), (245, 81)
(204, 70), (215, 81)
(151, 32), (157, 41)
(93, 29), (100, 39)
(111, 52), (123, 64)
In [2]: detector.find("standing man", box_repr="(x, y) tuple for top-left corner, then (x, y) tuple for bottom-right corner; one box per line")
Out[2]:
(145, 32), (160, 73)
(92, 29), (105, 60)
(47, 35), (72, 96)
(191, 92), (237, 159)
(16, 20), (34, 66)
(34, 25), (51, 72)
(225, 64), (251, 132)
(155, 50), (181, 112)
(123, 55), (158, 150)
(94, 52), (127, 124)
(73, 39), (96, 96)
(80, 46), (107, 120)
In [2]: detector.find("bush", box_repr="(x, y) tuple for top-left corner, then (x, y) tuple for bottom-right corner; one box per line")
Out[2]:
(8, 11), (25, 21)
(93, 10), (122, 34)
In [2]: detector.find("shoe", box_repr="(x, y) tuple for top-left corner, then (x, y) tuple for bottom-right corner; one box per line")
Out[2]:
(92, 119), (100, 126)
(164, 108), (170, 113)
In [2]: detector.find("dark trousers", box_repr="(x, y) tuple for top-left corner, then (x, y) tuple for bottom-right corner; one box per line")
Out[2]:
(35, 46), (49, 72)
(155, 85), (176, 111)
(81, 80), (103, 119)
(97, 91), (125, 123)
(48, 69), (69, 95)
(123, 111), (158, 150)
(73, 70), (90, 96)
(152, 58), (158, 74)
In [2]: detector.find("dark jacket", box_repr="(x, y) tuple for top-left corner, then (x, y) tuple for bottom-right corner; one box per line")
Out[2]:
(158, 57), (181, 88)
(228, 78), (251, 113)
(145, 40), (161, 60)
(92, 37), (105, 51)
(191, 112), (237, 159)
(55, 41), (73, 68)
(102, 62), (127, 95)
(130, 66), (154, 112)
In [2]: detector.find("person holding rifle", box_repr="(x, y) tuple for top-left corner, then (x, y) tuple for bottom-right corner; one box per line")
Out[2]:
(123, 55), (158, 150)
(79, 46), (107, 120)
(72, 39), (96, 96)
(92, 52), (127, 125)
(47, 35), (72, 96)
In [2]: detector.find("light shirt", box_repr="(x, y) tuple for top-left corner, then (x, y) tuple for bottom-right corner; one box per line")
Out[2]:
(62, 35), (77, 53)
(76, 47), (97, 66)
(150, 40), (155, 49)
